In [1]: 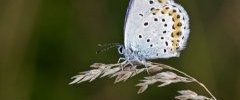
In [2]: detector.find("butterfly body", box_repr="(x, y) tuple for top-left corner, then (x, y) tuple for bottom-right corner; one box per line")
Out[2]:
(119, 0), (190, 64)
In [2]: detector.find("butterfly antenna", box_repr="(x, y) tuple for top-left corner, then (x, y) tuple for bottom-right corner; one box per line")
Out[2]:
(97, 43), (120, 47)
(96, 43), (121, 54)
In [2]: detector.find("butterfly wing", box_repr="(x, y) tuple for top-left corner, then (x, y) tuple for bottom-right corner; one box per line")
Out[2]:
(124, 0), (190, 59)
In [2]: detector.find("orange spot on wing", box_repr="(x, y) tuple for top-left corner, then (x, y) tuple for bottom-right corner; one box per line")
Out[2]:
(161, 6), (170, 14)
(170, 10), (182, 50)
(156, 7), (183, 50)
(158, 0), (166, 3)
(151, 8), (160, 15)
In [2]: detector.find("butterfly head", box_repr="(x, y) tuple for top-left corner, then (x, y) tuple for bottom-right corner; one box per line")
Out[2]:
(118, 45), (147, 65)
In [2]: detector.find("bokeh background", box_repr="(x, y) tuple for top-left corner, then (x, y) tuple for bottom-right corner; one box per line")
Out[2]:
(0, 0), (240, 100)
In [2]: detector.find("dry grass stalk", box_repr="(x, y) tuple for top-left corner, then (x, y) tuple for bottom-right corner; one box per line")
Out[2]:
(69, 61), (216, 100)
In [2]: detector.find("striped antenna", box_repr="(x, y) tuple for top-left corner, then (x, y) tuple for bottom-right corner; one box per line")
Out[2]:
(96, 43), (121, 54)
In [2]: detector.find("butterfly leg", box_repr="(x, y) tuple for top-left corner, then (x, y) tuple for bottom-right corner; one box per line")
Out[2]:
(118, 57), (131, 71)
(117, 57), (126, 64)
(133, 57), (149, 74)
(139, 60), (150, 74)
(118, 57), (126, 71)
(122, 59), (136, 71)
(145, 64), (150, 74)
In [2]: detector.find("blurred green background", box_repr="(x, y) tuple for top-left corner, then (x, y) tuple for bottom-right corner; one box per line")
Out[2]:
(0, 0), (240, 100)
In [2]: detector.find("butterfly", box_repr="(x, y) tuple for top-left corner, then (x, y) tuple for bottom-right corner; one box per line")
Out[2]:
(117, 0), (190, 65)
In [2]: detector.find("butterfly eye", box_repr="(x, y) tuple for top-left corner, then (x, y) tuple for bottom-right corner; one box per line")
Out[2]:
(118, 46), (124, 54)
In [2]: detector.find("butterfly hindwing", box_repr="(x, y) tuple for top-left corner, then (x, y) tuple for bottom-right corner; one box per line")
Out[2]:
(124, 0), (190, 60)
